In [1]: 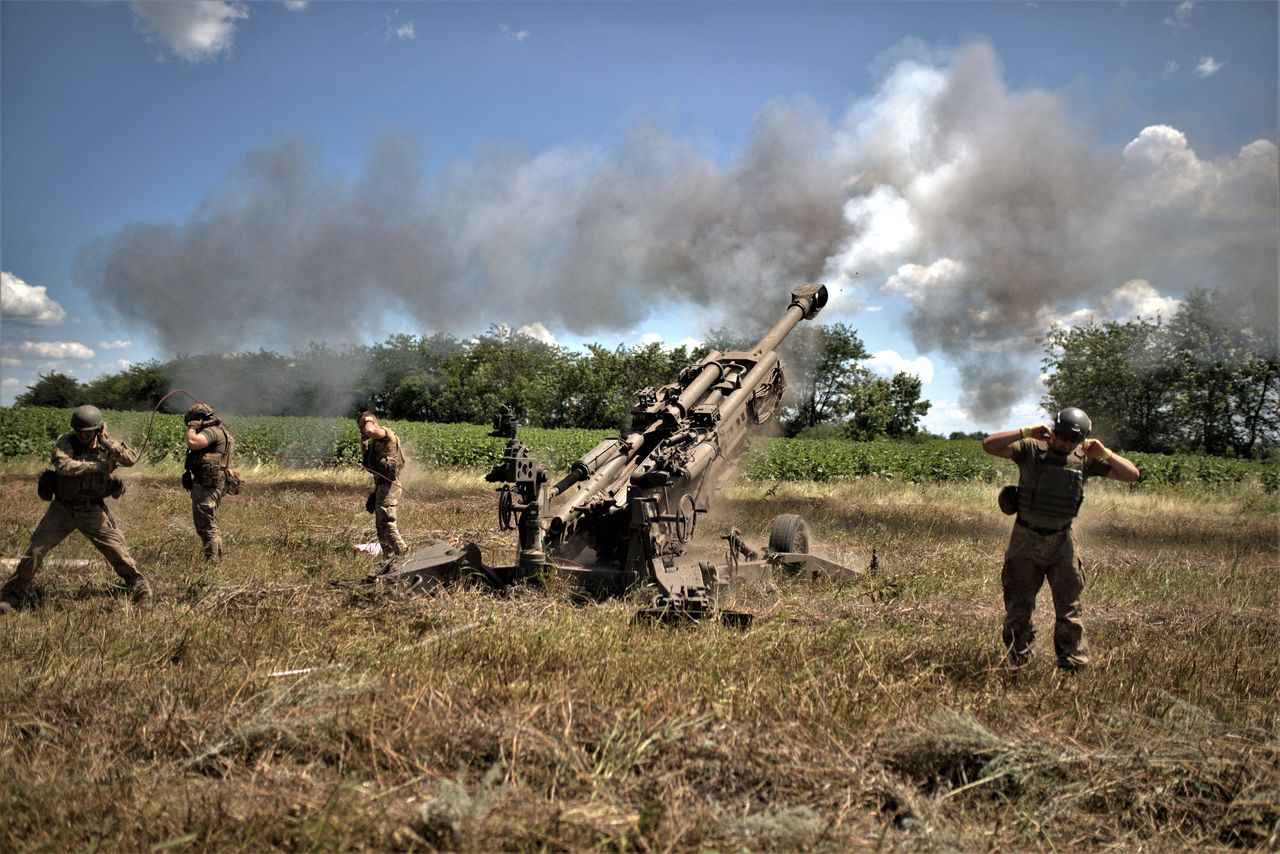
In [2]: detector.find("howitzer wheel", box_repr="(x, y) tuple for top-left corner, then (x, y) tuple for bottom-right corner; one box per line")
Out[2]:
(497, 487), (515, 531)
(768, 514), (811, 555)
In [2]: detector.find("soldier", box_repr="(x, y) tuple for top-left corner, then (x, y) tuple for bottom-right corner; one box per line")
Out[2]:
(357, 411), (408, 557)
(184, 402), (233, 561)
(1, 405), (153, 613)
(982, 407), (1140, 672)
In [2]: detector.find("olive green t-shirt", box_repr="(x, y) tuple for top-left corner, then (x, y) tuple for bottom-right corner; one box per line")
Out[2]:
(1009, 439), (1113, 530)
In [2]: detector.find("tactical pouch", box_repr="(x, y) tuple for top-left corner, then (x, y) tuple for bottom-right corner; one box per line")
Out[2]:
(109, 476), (127, 499)
(37, 470), (56, 501)
(998, 485), (1018, 515)
(224, 468), (242, 496)
(365, 490), (377, 514)
(181, 470), (194, 491)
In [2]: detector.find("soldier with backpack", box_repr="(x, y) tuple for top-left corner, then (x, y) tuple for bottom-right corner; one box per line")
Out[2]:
(183, 402), (239, 561)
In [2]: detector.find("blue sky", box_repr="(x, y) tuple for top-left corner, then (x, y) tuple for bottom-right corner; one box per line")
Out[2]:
(2, 1), (1276, 434)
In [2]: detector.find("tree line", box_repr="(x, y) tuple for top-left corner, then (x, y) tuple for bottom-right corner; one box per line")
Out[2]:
(1042, 290), (1278, 457)
(12, 324), (932, 440)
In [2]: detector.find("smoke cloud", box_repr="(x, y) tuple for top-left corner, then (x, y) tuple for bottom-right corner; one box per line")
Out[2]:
(75, 40), (1278, 422)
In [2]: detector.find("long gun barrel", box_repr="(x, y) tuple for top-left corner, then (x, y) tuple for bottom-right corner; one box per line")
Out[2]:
(549, 284), (829, 525)
(378, 283), (870, 617)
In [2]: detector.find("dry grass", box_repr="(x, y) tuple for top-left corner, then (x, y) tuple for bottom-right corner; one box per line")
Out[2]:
(0, 463), (1276, 852)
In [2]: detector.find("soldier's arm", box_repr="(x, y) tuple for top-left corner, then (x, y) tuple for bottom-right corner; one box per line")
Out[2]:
(1083, 439), (1140, 483)
(982, 425), (1048, 459)
(104, 436), (140, 467)
(187, 422), (212, 451)
(51, 437), (108, 475)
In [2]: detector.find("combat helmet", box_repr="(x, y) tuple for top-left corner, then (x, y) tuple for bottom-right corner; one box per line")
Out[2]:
(70, 404), (104, 432)
(1053, 407), (1092, 442)
(185, 403), (215, 424)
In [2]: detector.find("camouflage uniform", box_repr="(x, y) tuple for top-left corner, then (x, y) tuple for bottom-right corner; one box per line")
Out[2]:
(363, 426), (408, 556)
(1, 433), (150, 610)
(1001, 439), (1112, 670)
(185, 419), (231, 561)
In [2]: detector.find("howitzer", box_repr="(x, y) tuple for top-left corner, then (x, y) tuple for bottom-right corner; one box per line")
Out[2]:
(377, 284), (875, 621)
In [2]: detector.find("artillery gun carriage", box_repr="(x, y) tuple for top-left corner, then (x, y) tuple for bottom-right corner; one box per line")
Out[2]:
(377, 284), (875, 621)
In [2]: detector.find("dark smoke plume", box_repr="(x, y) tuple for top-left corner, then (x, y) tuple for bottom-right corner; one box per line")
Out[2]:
(75, 41), (1278, 423)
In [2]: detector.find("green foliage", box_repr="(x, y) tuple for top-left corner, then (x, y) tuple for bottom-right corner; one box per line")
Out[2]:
(1043, 289), (1279, 456)
(845, 373), (932, 440)
(5, 407), (1271, 491)
(13, 371), (84, 408)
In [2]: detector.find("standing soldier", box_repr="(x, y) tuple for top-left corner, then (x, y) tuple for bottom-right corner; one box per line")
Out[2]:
(1, 405), (153, 613)
(357, 412), (408, 557)
(184, 403), (233, 561)
(982, 407), (1140, 672)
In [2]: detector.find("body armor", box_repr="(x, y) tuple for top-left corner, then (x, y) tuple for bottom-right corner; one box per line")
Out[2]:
(362, 429), (405, 480)
(185, 423), (231, 489)
(1017, 444), (1086, 520)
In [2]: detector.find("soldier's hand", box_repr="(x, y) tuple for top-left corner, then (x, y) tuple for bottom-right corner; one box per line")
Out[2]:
(1083, 438), (1111, 459)
(1029, 424), (1053, 442)
(187, 420), (202, 431)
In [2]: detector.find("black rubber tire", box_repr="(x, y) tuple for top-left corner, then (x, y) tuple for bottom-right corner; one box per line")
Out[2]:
(768, 514), (810, 554)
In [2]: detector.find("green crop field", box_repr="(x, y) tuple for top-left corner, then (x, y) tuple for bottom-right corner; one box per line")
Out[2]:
(1, 407), (1277, 851)
(4, 406), (1275, 491)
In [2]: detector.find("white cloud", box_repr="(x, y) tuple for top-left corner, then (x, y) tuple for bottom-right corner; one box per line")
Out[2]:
(1165, 1), (1196, 29)
(515, 321), (556, 344)
(1048, 279), (1183, 329)
(1100, 279), (1182, 320)
(824, 186), (921, 286)
(499, 24), (530, 42)
(1, 357), (21, 368)
(98, 340), (134, 350)
(283, 0), (308, 10)
(1195, 55), (1224, 77)
(639, 332), (663, 346)
(2, 271), (68, 326)
(1162, 60), (1179, 79)
(880, 258), (966, 306)
(866, 350), (935, 383)
(129, 1), (249, 63)
(395, 21), (416, 41)
(1, 378), (19, 389)
(13, 341), (95, 361)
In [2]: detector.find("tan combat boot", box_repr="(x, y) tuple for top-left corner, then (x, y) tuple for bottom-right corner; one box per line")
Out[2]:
(127, 576), (154, 609)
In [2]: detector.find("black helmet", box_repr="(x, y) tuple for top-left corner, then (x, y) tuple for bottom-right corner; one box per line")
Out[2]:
(70, 404), (104, 432)
(185, 403), (215, 423)
(1053, 407), (1092, 442)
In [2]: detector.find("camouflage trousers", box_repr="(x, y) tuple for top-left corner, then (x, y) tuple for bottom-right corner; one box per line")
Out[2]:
(2, 500), (144, 603)
(1001, 522), (1088, 671)
(191, 481), (224, 560)
(375, 480), (408, 557)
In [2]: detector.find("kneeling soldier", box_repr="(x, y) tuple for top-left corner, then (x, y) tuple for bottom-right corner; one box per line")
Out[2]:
(1, 405), (152, 613)
(184, 403), (234, 561)
(982, 408), (1140, 672)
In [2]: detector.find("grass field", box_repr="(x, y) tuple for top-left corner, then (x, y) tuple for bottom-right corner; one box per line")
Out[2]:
(0, 459), (1277, 852)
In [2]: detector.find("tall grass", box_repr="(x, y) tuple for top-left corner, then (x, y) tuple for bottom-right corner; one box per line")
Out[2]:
(1, 465), (1276, 850)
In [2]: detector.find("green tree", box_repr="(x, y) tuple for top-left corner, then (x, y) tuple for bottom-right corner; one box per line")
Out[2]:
(83, 360), (170, 411)
(1163, 290), (1279, 457)
(1042, 289), (1279, 456)
(1042, 318), (1174, 451)
(15, 371), (83, 407)
(845, 372), (932, 440)
(781, 323), (871, 434)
